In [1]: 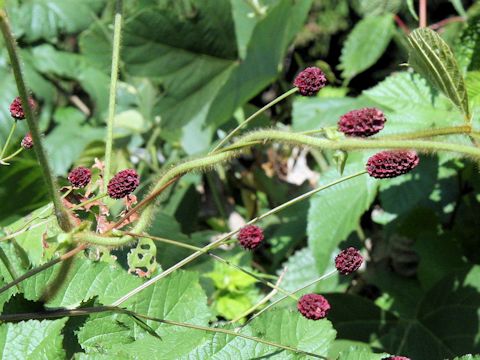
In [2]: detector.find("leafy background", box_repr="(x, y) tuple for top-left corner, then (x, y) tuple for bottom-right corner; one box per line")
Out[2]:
(0, 0), (480, 359)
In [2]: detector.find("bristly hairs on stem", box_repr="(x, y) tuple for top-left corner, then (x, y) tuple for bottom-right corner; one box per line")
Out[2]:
(0, 9), (73, 232)
(103, 0), (123, 191)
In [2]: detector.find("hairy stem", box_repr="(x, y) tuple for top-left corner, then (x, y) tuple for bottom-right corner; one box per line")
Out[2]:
(378, 125), (471, 140)
(210, 87), (298, 153)
(0, 10), (72, 232)
(104, 0), (123, 189)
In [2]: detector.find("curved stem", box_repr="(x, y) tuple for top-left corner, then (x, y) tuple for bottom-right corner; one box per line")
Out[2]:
(0, 10), (72, 232)
(210, 87), (298, 153)
(103, 0), (123, 190)
(0, 147), (22, 164)
(71, 193), (107, 211)
(0, 120), (16, 159)
(420, 0), (427, 27)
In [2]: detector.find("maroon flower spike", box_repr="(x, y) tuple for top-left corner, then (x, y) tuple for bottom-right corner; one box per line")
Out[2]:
(366, 150), (419, 179)
(107, 169), (140, 199)
(237, 225), (264, 250)
(338, 108), (386, 137)
(382, 357), (411, 360)
(293, 67), (327, 96)
(297, 293), (330, 320)
(21, 133), (33, 149)
(335, 247), (363, 275)
(9, 96), (37, 120)
(68, 167), (92, 188)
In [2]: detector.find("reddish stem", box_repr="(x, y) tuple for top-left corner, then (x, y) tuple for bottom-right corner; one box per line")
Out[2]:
(429, 16), (465, 31)
(394, 15), (410, 34)
(420, 0), (427, 28)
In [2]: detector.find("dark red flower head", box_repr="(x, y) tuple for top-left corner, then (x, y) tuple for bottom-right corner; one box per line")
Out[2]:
(237, 225), (264, 250)
(382, 357), (411, 360)
(338, 108), (386, 137)
(107, 169), (140, 199)
(297, 293), (330, 320)
(68, 167), (92, 188)
(9, 96), (37, 120)
(293, 67), (327, 96)
(366, 150), (419, 179)
(335, 247), (363, 275)
(21, 133), (33, 149)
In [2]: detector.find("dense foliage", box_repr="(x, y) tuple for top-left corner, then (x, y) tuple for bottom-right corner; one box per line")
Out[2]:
(0, 0), (480, 359)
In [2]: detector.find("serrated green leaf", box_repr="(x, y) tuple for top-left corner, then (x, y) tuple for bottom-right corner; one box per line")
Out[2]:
(407, 27), (470, 118)
(0, 318), (67, 359)
(8, 0), (107, 43)
(104, 308), (336, 359)
(339, 14), (394, 81)
(456, 17), (480, 73)
(22, 257), (142, 307)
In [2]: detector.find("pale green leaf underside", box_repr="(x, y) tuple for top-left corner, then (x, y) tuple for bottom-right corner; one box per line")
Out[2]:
(407, 28), (470, 118)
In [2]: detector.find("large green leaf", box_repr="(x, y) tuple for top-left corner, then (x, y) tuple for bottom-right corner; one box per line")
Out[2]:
(353, 0), (403, 16)
(98, 308), (336, 359)
(379, 266), (480, 358)
(9, 0), (107, 43)
(407, 28), (470, 118)
(339, 14), (394, 81)
(44, 107), (104, 175)
(363, 72), (464, 134)
(0, 318), (67, 359)
(80, 0), (311, 154)
(307, 154), (378, 274)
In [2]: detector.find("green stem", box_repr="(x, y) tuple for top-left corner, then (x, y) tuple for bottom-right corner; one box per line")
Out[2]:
(378, 125), (471, 140)
(103, 0), (123, 190)
(210, 87), (298, 153)
(0, 306), (326, 359)
(71, 193), (108, 211)
(106, 170), (367, 306)
(0, 120), (16, 159)
(0, 147), (22, 164)
(244, 269), (338, 326)
(0, 10), (72, 232)
(124, 231), (295, 299)
(236, 129), (480, 158)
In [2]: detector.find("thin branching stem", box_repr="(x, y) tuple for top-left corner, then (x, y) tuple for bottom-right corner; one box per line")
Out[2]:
(0, 121), (16, 159)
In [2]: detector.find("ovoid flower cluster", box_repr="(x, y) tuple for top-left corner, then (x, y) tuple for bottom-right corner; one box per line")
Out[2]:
(9, 96), (36, 120)
(294, 67), (327, 96)
(338, 107), (386, 137)
(68, 167), (92, 188)
(237, 225), (264, 250)
(366, 150), (420, 179)
(107, 169), (140, 199)
(21, 133), (33, 149)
